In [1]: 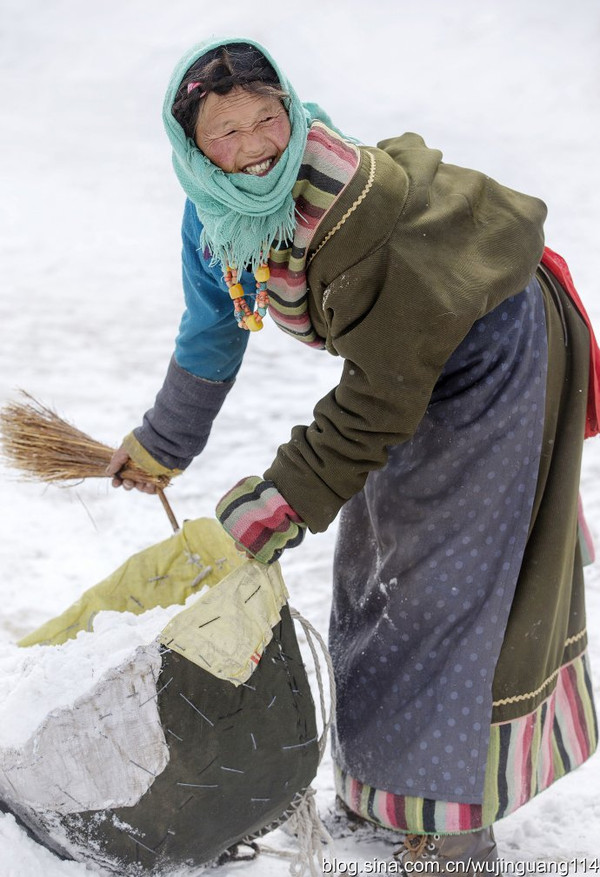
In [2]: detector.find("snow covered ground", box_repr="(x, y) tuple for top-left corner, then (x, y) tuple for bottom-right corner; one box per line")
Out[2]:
(1, 0), (599, 874)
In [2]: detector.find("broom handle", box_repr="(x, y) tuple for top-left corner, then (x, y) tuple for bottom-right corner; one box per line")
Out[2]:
(157, 488), (180, 533)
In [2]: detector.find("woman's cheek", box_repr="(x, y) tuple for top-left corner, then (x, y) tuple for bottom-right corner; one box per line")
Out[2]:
(275, 116), (292, 152)
(207, 140), (236, 172)
(198, 140), (236, 173)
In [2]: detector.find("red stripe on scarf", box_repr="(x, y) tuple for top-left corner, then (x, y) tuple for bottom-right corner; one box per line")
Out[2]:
(309, 125), (361, 163)
(295, 197), (328, 223)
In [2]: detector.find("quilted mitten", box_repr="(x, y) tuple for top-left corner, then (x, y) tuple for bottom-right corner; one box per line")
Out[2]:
(121, 432), (183, 480)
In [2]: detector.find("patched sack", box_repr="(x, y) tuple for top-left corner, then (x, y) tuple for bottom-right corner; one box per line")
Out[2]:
(0, 519), (320, 874)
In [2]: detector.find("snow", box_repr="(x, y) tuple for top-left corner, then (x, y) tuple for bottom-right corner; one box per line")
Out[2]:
(1, 0), (599, 874)
(0, 596), (204, 750)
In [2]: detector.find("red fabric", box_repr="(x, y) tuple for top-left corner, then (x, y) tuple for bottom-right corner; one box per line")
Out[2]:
(578, 494), (596, 564)
(541, 246), (600, 439)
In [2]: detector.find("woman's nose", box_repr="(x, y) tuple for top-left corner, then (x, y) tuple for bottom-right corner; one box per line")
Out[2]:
(241, 129), (268, 157)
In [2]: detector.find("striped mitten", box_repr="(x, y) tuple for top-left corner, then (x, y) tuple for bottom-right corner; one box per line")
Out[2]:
(216, 476), (306, 564)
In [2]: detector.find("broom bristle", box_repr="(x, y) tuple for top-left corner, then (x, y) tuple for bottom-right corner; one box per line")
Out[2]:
(0, 392), (170, 488)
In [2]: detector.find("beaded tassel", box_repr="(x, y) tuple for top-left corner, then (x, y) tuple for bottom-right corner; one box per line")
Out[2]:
(223, 263), (270, 332)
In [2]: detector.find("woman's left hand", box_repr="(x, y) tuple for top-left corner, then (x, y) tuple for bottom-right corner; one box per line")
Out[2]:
(216, 476), (306, 564)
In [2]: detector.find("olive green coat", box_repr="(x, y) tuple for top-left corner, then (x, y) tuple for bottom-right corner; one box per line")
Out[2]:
(265, 133), (592, 729)
(265, 134), (549, 532)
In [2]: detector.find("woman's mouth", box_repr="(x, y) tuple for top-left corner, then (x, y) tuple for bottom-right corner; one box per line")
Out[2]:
(243, 157), (275, 176)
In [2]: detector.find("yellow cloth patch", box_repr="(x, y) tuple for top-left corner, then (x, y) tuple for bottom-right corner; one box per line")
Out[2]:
(19, 518), (242, 647)
(159, 561), (289, 686)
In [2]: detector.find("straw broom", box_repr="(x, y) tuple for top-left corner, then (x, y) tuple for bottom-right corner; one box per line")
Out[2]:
(0, 392), (180, 531)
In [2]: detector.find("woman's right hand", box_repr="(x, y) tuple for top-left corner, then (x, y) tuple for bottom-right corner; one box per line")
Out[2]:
(105, 447), (158, 494)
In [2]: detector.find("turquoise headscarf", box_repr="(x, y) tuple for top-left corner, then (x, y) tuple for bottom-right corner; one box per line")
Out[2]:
(162, 37), (347, 273)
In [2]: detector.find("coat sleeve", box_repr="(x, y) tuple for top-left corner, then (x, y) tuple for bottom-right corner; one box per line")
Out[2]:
(175, 198), (251, 382)
(265, 147), (547, 532)
(130, 200), (254, 470)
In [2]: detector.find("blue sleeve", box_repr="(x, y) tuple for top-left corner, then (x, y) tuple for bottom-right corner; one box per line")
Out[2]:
(175, 198), (256, 381)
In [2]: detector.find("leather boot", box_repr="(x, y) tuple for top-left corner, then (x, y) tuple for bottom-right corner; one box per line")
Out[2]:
(397, 826), (499, 872)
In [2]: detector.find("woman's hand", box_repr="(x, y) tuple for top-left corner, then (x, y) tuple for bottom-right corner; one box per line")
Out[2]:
(105, 447), (158, 494)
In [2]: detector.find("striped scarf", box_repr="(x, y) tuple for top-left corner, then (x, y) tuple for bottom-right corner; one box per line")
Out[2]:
(267, 121), (361, 348)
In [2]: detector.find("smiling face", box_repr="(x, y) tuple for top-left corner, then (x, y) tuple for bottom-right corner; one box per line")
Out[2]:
(194, 86), (291, 175)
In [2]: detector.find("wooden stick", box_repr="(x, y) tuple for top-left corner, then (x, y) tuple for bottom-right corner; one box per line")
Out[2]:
(157, 488), (180, 533)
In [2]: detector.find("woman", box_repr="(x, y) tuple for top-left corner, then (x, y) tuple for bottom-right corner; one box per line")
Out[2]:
(107, 38), (598, 868)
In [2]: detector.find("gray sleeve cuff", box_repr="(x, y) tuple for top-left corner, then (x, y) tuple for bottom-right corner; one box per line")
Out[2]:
(133, 356), (234, 470)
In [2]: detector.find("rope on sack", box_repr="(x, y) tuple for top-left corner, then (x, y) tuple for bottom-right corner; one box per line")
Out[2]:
(248, 607), (337, 876)
(290, 608), (336, 763)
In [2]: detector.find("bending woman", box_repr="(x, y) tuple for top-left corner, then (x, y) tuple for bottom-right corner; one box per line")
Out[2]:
(108, 38), (598, 869)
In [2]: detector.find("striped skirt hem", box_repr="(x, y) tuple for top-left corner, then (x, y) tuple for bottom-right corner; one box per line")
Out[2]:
(334, 649), (597, 834)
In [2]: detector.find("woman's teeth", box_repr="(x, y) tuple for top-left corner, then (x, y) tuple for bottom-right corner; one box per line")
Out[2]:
(243, 158), (273, 175)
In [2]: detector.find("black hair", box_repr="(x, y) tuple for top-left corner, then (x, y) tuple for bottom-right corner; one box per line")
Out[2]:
(172, 43), (288, 140)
